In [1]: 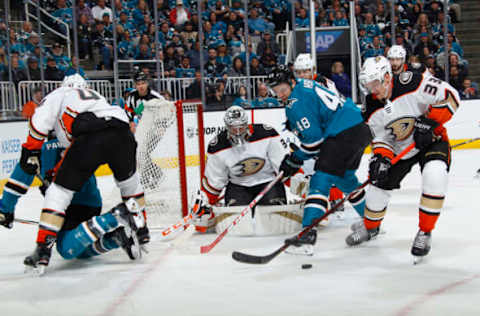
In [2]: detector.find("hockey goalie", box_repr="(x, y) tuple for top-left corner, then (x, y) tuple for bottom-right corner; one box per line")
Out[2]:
(197, 105), (306, 235)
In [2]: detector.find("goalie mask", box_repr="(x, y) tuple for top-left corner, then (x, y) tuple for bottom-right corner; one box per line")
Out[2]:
(224, 106), (250, 146)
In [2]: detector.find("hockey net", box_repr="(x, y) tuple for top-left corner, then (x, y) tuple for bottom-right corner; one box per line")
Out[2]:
(103, 100), (205, 229)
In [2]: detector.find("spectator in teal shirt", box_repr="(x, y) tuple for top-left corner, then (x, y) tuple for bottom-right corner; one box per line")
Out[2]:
(252, 82), (279, 108)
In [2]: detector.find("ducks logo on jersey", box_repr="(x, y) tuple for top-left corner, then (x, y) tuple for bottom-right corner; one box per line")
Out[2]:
(386, 117), (416, 141)
(232, 158), (265, 176)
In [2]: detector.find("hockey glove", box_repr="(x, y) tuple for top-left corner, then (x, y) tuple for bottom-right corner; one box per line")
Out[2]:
(369, 154), (391, 187)
(280, 153), (303, 180)
(413, 116), (439, 151)
(39, 170), (54, 196)
(20, 146), (41, 175)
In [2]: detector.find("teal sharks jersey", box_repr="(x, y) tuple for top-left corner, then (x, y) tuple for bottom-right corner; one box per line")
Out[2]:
(285, 79), (363, 161)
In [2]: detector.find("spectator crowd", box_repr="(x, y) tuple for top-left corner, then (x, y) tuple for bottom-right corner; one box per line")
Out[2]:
(0, 0), (476, 109)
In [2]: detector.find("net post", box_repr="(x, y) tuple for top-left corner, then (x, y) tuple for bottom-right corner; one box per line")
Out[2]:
(197, 103), (206, 179)
(175, 100), (188, 217)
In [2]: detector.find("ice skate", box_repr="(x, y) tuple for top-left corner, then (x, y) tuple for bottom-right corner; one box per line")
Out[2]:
(345, 225), (380, 246)
(109, 227), (141, 260)
(331, 199), (345, 220)
(411, 229), (431, 265)
(109, 200), (144, 260)
(24, 235), (56, 276)
(285, 229), (317, 256)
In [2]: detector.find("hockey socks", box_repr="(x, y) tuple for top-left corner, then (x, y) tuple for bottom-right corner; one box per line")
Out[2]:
(56, 213), (119, 259)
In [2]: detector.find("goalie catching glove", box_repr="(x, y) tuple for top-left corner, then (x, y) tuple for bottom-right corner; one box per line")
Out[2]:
(289, 173), (310, 196)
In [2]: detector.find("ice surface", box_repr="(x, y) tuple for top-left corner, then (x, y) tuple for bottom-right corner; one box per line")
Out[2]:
(1, 150), (480, 316)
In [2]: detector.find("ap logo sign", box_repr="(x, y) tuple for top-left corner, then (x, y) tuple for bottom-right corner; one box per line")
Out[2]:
(305, 31), (343, 52)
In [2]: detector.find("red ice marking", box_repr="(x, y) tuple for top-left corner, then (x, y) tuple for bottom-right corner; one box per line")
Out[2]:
(395, 274), (480, 316)
(99, 245), (177, 316)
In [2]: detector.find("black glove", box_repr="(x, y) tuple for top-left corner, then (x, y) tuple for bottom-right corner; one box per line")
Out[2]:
(413, 116), (439, 151)
(280, 153), (303, 179)
(39, 170), (54, 196)
(0, 207), (14, 229)
(20, 146), (41, 175)
(369, 154), (391, 186)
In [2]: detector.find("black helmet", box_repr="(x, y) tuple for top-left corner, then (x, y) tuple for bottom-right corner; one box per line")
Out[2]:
(266, 64), (295, 87)
(133, 71), (148, 83)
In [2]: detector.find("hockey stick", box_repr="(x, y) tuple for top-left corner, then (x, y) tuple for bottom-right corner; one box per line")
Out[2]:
(200, 171), (284, 254)
(158, 191), (205, 239)
(232, 143), (416, 264)
(452, 137), (480, 149)
(157, 192), (225, 239)
(14, 218), (39, 225)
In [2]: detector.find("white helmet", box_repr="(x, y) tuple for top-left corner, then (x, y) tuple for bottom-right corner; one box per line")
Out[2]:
(294, 53), (314, 71)
(359, 56), (392, 93)
(61, 73), (88, 89)
(387, 45), (406, 62)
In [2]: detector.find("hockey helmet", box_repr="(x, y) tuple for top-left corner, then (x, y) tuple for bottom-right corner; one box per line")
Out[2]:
(224, 105), (249, 146)
(294, 53), (314, 71)
(266, 64), (295, 88)
(359, 56), (392, 95)
(133, 71), (148, 83)
(61, 73), (88, 89)
(387, 45), (407, 62)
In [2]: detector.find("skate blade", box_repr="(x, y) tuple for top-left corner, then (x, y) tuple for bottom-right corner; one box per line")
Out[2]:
(285, 245), (314, 256)
(413, 256), (424, 265)
(24, 265), (46, 276)
(140, 245), (149, 254)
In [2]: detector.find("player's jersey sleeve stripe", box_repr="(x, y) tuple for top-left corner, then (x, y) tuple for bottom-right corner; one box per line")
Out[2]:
(372, 142), (394, 159)
(202, 177), (222, 195)
(5, 180), (28, 195)
(300, 139), (324, 154)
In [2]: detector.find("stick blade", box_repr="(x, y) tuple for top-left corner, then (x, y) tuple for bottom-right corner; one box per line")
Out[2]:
(200, 245), (212, 254)
(232, 251), (270, 264)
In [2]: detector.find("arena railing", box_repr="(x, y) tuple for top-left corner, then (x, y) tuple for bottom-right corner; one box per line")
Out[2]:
(0, 82), (19, 114)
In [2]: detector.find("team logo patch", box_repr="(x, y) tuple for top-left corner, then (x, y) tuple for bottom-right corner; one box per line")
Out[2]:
(285, 98), (298, 109)
(399, 71), (413, 85)
(263, 124), (273, 130)
(233, 158), (265, 177)
(386, 117), (416, 141)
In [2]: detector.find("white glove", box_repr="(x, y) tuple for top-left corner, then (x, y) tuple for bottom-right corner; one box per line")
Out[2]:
(290, 173), (310, 196)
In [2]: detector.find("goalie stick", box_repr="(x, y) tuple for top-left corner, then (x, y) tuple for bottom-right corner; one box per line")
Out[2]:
(200, 171), (284, 254)
(232, 143), (416, 264)
(157, 192), (225, 240)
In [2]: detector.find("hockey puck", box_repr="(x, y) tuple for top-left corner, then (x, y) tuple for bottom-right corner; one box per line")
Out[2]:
(301, 264), (312, 269)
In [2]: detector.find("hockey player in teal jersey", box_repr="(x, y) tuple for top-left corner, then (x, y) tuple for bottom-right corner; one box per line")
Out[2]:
(267, 65), (372, 255)
(0, 137), (143, 274)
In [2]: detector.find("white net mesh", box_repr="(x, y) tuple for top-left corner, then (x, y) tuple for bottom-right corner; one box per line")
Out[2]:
(134, 100), (203, 229)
